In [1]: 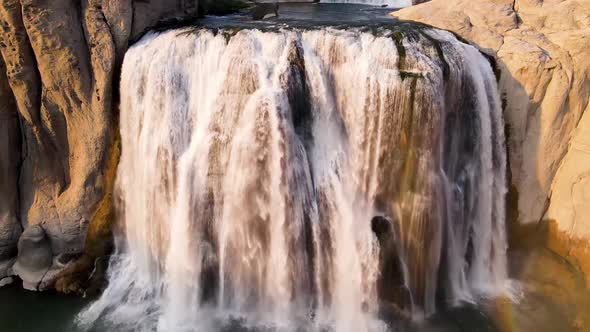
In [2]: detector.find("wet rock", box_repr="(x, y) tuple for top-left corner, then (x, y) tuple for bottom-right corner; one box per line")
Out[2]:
(12, 225), (52, 290)
(371, 216), (410, 317)
(0, 258), (15, 286)
(0, 276), (14, 287)
(251, 3), (279, 20)
(371, 215), (392, 242)
(38, 254), (78, 292)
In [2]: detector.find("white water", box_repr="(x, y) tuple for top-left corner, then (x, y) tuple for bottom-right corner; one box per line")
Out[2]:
(78, 26), (508, 332)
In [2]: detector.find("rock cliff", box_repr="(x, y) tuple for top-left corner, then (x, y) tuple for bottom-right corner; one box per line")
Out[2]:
(0, 0), (198, 290)
(393, 0), (590, 278)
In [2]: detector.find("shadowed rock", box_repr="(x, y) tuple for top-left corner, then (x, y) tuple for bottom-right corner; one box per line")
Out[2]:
(0, 56), (21, 271)
(12, 225), (52, 290)
(251, 2), (279, 20)
(371, 216), (411, 319)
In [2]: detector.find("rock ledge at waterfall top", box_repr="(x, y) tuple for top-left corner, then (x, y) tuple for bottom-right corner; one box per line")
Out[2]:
(393, 0), (590, 279)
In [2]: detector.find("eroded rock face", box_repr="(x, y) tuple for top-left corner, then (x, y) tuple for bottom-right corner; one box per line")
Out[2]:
(392, 0), (590, 273)
(12, 225), (52, 290)
(0, 0), (198, 290)
(0, 54), (21, 280)
(546, 108), (590, 240)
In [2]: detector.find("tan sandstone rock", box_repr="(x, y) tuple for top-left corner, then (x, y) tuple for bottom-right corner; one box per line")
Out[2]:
(545, 101), (590, 240)
(0, 0), (198, 290)
(392, 0), (590, 248)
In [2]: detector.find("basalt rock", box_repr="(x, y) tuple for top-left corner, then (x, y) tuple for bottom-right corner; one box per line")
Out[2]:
(251, 3), (279, 20)
(371, 216), (411, 319)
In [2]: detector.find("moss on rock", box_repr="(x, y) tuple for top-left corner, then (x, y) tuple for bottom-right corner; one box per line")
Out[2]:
(53, 124), (121, 296)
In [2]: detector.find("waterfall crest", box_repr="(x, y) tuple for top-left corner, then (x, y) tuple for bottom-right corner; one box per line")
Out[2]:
(78, 25), (508, 332)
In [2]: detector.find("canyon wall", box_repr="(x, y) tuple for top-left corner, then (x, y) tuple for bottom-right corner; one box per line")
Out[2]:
(393, 0), (590, 277)
(0, 55), (20, 283)
(0, 0), (198, 290)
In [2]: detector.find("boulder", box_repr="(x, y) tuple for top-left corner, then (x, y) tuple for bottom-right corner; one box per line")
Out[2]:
(371, 216), (411, 319)
(0, 276), (13, 287)
(251, 3), (279, 20)
(12, 225), (52, 290)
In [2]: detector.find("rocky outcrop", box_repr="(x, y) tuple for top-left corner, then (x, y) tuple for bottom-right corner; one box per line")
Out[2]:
(0, 0), (198, 290)
(12, 225), (52, 290)
(0, 55), (21, 282)
(392, 0), (590, 278)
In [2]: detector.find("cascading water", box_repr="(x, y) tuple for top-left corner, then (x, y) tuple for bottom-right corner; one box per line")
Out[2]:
(78, 23), (508, 332)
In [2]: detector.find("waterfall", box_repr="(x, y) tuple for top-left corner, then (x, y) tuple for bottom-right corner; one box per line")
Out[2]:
(78, 25), (508, 332)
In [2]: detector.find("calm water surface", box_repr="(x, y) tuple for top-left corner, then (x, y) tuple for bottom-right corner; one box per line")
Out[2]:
(0, 283), (91, 332)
